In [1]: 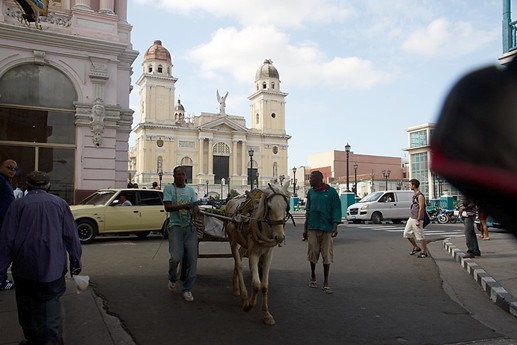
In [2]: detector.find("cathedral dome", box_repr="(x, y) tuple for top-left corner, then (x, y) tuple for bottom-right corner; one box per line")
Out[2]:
(175, 99), (185, 111)
(144, 40), (171, 63)
(255, 59), (279, 80)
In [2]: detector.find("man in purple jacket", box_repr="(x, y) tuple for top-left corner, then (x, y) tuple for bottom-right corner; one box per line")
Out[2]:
(0, 171), (82, 345)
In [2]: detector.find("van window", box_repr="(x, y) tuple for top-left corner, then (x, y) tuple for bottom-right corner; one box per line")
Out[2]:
(380, 192), (395, 202)
(359, 192), (383, 202)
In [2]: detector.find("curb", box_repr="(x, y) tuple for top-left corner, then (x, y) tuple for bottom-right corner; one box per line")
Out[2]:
(443, 239), (517, 318)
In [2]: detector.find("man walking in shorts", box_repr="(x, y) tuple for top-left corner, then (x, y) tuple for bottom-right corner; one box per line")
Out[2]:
(403, 179), (428, 258)
(303, 171), (342, 294)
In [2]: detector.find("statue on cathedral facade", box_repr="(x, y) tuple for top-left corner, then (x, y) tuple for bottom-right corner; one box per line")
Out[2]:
(217, 90), (228, 114)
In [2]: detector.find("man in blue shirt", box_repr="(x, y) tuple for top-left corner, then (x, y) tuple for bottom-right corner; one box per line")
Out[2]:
(163, 166), (199, 302)
(0, 171), (82, 345)
(303, 170), (342, 294)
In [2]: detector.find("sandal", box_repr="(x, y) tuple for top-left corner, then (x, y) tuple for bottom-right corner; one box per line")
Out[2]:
(483, 237), (490, 240)
(322, 286), (333, 294)
(410, 247), (421, 255)
(309, 280), (317, 288)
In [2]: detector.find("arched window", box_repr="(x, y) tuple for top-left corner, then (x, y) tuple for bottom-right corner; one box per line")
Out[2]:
(0, 64), (77, 203)
(148, 65), (153, 73)
(213, 142), (230, 155)
(271, 82), (275, 89)
(256, 113), (260, 124)
(262, 82), (267, 89)
(158, 64), (163, 73)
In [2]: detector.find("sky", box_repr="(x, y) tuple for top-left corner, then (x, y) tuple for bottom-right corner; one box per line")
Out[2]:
(127, 0), (502, 170)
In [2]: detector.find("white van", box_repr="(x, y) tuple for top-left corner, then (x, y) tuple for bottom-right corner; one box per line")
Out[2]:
(346, 190), (414, 224)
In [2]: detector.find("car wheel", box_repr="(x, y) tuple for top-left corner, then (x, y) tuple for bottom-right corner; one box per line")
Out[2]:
(437, 214), (449, 224)
(371, 212), (382, 224)
(77, 219), (97, 244)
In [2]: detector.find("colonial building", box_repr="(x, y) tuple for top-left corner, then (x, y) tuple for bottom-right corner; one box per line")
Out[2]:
(129, 40), (290, 196)
(0, 0), (137, 203)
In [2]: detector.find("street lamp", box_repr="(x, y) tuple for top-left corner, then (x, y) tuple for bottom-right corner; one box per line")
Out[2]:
(279, 174), (285, 186)
(206, 180), (209, 196)
(248, 148), (254, 190)
(220, 178), (225, 199)
(157, 169), (163, 189)
(353, 163), (358, 196)
(292, 167), (297, 197)
(345, 143), (351, 192)
(382, 170), (391, 190)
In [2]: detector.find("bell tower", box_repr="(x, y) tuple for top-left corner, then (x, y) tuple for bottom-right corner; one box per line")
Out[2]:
(136, 40), (177, 124)
(248, 59), (288, 135)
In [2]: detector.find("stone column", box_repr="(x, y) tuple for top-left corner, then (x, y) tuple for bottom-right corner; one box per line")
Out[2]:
(115, 0), (127, 20)
(99, 0), (114, 14)
(241, 143), (247, 177)
(73, 0), (91, 10)
(208, 139), (213, 175)
(198, 138), (204, 174)
(232, 140), (238, 177)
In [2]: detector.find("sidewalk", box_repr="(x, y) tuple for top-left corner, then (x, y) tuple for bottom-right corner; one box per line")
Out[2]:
(441, 231), (517, 318)
(1, 229), (516, 344)
(1, 278), (134, 345)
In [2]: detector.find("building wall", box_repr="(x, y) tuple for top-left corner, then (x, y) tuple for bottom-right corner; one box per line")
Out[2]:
(0, 0), (137, 203)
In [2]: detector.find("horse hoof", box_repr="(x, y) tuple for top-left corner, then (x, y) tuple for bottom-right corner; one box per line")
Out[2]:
(263, 316), (276, 326)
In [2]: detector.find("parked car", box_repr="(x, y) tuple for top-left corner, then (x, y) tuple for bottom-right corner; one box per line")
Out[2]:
(346, 190), (414, 224)
(70, 189), (168, 244)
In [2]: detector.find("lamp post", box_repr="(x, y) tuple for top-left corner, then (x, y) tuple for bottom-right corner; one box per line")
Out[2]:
(279, 174), (285, 186)
(345, 143), (351, 192)
(292, 167), (297, 197)
(248, 148), (254, 190)
(158, 169), (163, 189)
(220, 178), (225, 199)
(353, 162), (358, 196)
(382, 170), (391, 190)
(206, 180), (209, 196)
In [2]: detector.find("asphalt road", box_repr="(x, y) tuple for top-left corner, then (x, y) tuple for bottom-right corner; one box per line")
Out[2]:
(80, 222), (517, 345)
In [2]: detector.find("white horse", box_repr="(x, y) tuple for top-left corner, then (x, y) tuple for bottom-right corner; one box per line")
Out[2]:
(224, 182), (291, 325)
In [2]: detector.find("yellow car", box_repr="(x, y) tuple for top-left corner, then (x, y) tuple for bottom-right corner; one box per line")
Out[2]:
(70, 189), (168, 244)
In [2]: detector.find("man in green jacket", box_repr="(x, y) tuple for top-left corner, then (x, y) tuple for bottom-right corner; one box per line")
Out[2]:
(303, 170), (342, 294)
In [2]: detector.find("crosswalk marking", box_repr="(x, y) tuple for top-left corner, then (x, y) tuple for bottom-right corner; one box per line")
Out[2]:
(346, 224), (463, 237)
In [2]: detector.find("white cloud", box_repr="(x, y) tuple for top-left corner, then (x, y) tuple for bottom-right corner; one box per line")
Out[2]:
(186, 26), (390, 90)
(134, 0), (354, 28)
(401, 18), (498, 58)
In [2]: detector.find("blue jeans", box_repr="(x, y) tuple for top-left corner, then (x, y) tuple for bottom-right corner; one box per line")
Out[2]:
(14, 275), (66, 345)
(168, 224), (198, 292)
(464, 216), (481, 256)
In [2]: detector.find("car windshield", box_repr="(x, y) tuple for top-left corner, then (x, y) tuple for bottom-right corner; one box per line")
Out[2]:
(79, 191), (116, 205)
(358, 192), (383, 203)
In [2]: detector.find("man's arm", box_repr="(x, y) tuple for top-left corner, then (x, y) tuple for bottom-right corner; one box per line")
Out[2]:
(62, 204), (82, 275)
(417, 194), (425, 220)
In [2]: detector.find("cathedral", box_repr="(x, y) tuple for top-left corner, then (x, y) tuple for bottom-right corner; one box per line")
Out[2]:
(129, 40), (291, 196)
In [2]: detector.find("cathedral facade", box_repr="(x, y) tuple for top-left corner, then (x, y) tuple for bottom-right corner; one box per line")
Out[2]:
(129, 40), (290, 196)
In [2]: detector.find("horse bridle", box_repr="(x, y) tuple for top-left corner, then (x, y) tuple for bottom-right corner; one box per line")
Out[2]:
(258, 184), (292, 226)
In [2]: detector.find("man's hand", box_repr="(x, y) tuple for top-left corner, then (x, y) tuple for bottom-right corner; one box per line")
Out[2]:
(331, 229), (338, 238)
(302, 230), (308, 241)
(0, 279), (14, 291)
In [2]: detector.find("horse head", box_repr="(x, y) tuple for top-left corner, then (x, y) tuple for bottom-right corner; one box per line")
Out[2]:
(255, 183), (291, 245)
